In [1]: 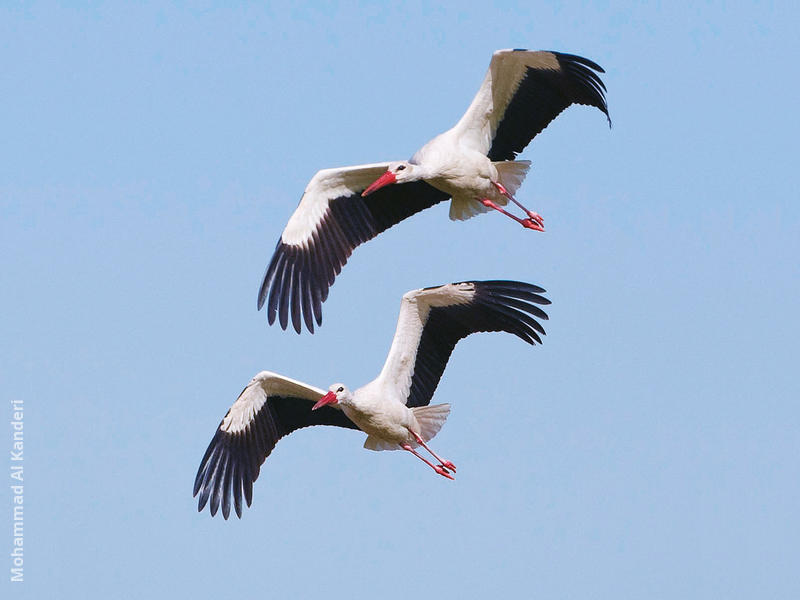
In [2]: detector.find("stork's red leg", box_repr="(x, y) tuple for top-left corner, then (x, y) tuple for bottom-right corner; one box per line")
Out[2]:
(490, 181), (545, 229)
(410, 431), (457, 473)
(480, 198), (545, 232)
(401, 444), (454, 480)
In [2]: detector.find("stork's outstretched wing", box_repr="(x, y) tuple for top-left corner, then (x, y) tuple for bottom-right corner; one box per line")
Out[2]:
(257, 164), (449, 333)
(194, 371), (358, 519)
(374, 280), (551, 409)
(452, 49), (610, 161)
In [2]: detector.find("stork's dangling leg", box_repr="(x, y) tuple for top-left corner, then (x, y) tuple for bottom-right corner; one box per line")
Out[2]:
(410, 431), (457, 473)
(490, 181), (545, 231)
(480, 198), (545, 232)
(401, 444), (455, 480)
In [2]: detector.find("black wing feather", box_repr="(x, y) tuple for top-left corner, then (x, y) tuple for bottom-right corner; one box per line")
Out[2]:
(194, 395), (359, 519)
(488, 51), (610, 161)
(258, 181), (449, 333)
(406, 281), (551, 409)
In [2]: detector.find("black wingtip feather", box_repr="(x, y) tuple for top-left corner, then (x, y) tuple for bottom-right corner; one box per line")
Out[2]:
(290, 267), (303, 334)
(231, 440), (244, 519)
(550, 50), (606, 74)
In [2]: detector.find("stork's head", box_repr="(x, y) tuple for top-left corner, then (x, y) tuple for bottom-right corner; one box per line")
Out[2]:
(312, 383), (352, 410)
(361, 162), (417, 196)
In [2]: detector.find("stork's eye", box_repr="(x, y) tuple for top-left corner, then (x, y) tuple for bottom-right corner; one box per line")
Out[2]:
(337, 386), (344, 393)
(396, 165), (406, 171)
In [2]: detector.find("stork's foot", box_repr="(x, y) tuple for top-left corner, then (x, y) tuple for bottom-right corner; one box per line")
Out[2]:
(434, 465), (455, 480)
(402, 443), (455, 481)
(527, 211), (544, 227)
(522, 218), (545, 232)
(488, 181), (545, 232)
(439, 460), (457, 473)
(480, 198), (545, 233)
(410, 431), (457, 474)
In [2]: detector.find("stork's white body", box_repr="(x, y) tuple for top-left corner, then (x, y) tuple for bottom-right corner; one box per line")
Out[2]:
(340, 378), (451, 451)
(339, 388), (424, 449)
(410, 139), (516, 221)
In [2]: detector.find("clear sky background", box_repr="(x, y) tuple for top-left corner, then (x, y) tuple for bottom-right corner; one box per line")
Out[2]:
(2, 1), (799, 598)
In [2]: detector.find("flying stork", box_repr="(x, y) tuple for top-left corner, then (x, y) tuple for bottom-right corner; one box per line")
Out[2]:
(258, 49), (608, 333)
(195, 280), (550, 518)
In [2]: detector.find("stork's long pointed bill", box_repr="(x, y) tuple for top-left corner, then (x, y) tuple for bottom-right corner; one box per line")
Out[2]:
(361, 171), (396, 197)
(312, 391), (337, 411)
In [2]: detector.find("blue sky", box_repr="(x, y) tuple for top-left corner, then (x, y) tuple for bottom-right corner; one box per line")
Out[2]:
(2, 1), (799, 598)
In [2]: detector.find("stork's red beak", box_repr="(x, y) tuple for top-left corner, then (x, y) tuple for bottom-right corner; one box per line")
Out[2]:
(361, 171), (396, 197)
(312, 391), (338, 411)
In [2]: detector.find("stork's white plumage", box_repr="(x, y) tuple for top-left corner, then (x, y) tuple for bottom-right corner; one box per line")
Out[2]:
(195, 280), (550, 518)
(258, 49), (609, 333)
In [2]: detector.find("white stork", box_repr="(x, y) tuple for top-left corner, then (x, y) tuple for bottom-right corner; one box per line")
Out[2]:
(195, 280), (549, 518)
(258, 49), (608, 333)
